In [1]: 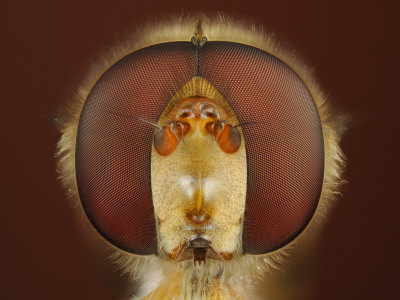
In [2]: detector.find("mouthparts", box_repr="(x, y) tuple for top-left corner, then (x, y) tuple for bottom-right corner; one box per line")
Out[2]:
(173, 237), (232, 264)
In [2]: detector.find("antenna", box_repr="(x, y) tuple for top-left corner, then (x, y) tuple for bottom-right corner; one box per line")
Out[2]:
(104, 109), (162, 129)
(235, 121), (267, 128)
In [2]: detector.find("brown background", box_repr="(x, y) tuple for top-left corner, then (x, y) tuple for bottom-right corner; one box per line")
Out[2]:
(1, 0), (399, 299)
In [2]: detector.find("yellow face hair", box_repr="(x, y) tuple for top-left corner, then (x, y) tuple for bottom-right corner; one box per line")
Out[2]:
(56, 14), (346, 300)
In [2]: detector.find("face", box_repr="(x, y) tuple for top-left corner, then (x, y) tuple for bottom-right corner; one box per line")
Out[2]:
(151, 97), (247, 262)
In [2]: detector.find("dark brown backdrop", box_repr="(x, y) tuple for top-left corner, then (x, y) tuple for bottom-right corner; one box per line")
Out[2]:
(2, 1), (399, 299)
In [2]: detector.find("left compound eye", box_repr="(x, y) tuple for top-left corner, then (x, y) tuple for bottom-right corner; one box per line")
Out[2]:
(74, 42), (199, 255)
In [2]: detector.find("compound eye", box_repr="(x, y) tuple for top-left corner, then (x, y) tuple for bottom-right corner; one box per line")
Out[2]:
(197, 41), (325, 254)
(153, 126), (179, 156)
